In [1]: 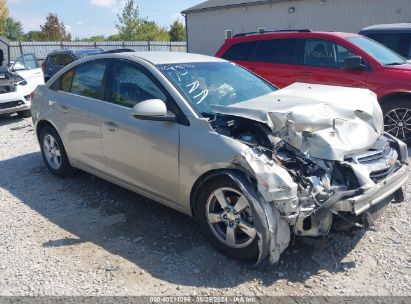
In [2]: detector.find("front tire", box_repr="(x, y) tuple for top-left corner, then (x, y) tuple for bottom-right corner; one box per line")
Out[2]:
(39, 126), (74, 177)
(196, 176), (259, 262)
(382, 99), (411, 145)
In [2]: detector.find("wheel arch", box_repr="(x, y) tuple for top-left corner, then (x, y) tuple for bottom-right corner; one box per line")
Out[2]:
(379, 92), (411, 107)
(36, 120), (59, 142)
(189, 168), (252, 217)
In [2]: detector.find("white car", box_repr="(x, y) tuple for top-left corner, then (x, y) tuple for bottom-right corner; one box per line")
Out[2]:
(0, 53), (45, 118)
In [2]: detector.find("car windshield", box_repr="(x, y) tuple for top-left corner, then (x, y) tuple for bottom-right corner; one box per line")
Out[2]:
(157, 62), (277, 116)
(347, 36), (406, 66)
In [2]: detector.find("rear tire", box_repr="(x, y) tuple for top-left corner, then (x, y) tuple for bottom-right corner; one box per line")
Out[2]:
(381, 99), (411, 145)
(17, 110), (31, 118)
(196, 175), (259, 262)
(39, 126), (75, 177)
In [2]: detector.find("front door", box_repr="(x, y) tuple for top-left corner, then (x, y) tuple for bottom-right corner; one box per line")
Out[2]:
(101, 60), (180, 202)
(12, 53), (45, 91)
(295, 39), (368, 88)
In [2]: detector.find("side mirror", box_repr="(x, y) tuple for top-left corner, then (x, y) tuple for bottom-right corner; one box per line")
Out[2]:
(131, 99), (176, 122)
(344, 55), (365, 70)
(12, 62), (26, 71)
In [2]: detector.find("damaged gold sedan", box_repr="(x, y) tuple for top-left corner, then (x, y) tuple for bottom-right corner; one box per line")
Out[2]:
(32, 52), (408, 264)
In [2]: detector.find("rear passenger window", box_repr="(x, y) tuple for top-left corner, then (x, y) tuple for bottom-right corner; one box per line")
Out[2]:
(254, 39), (298, 64)
(49, 55), (58, 65)
(56, 54), (75, 67)
(71, 61), (109, 99)
(109, 61), (166, 108)
(60, 69), (74, 92)
(303, 39), (354, 68)
(222, 41), (258, 61)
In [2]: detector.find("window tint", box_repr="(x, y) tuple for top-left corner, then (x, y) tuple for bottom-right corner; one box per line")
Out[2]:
(222, 41), (257, 61)
(60, 69), (75, 92)
(71, 61), (108, 99)
(110, 61), (166, 108)
(254, 39), (298, 64)
(347, 36), (406, 65)
(56, 54), (75, 66)
(303, 39), (354, 68)
(15, 54), (39, 70)
(49, 54), (58, 65)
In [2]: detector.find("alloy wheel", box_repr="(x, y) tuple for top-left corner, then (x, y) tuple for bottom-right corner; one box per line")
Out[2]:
(43, 134), (62, 170)
(384, 108), (411, 141)
(206, 187), (256, 248)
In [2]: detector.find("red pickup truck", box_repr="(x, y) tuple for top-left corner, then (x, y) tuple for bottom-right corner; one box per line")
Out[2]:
(216, 30), (411, 144)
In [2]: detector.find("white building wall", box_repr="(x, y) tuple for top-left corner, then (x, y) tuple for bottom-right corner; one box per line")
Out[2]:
(186, 0), (411, 55)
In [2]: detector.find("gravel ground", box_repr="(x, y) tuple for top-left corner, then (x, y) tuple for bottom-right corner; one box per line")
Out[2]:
(0, 115), (410, 297)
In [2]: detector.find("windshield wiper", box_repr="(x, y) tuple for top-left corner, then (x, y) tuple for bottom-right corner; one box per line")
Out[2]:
(385, 62), (404, 66)
(201, 112), (215, 119)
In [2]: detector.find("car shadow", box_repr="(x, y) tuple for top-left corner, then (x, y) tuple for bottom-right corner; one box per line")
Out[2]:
(0, 152), (370, 288)
(0, 114), (26, 127)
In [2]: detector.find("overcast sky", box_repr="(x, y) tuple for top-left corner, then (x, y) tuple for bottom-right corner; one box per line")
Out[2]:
(7, 0), (201, 38)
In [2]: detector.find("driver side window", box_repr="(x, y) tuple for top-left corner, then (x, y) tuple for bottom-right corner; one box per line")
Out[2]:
(303, 39), (355, 68)
(15, 54), (39, 70)
(109, 61), (166, 108)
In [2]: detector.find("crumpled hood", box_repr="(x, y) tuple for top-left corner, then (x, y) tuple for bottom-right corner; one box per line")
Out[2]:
(212, 83), (384, 161)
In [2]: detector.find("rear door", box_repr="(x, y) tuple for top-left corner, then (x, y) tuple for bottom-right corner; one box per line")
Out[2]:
(250, 38), (299, 88)
(295, 39), (367, 88)
(222, 39), (299, 88)
(12, 53), (45, 91)
(51, 59), (111, 172)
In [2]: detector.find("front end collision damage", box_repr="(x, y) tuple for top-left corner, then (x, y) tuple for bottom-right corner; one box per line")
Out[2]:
(209, 83), (408, 265)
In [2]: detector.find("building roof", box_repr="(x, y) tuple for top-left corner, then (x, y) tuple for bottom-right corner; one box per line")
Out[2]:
(182, 0), (285, 14)
(360, 23), (411, 32)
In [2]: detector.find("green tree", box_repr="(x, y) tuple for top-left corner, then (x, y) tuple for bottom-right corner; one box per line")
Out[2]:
(3, 16), (24, 41)
(0, 0), (9, 36)
(136, 20), (169, 41)
(107, 34), (120, 41)
(40, 13), (71, 41)
(115, 0), (169, 41)
(169, 19), (185, 41)
(78, 35), (106, 42)
(25, 30), (45, 41)
(115, 0), (140, 41)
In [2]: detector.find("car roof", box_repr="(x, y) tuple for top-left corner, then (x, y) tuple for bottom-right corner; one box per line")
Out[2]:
(120, 51), (227, 65)
(51, 48), (103, 55)
(227, 31), (360, 42)
(360, 23), (411, 32)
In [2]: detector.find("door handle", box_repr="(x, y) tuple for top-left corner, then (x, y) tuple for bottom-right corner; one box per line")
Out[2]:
(59, 105), (69, 113)
(302, 71), (312, 77)
(103, 122), (118, 132)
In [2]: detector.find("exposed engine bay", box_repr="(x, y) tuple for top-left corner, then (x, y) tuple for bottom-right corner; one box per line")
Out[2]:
(0, 67), (27, 94)
(211, 113), (408, 264)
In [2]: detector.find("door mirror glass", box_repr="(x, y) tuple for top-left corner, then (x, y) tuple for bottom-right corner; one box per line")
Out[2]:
(131, 99), (176, 122)
(344, 55), (365, 70)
